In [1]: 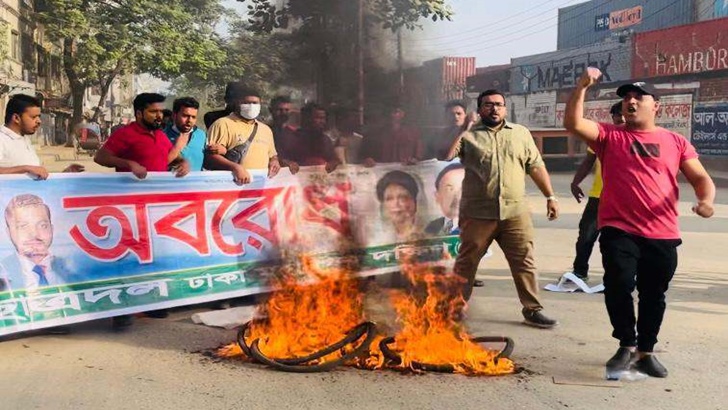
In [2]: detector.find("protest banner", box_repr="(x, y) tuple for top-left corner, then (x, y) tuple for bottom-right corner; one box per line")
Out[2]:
(0, 161), (463, 335)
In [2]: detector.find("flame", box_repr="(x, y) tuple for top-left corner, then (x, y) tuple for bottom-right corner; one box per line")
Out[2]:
(381, 264), (515, 376)
(217, 255), (366, 364)
(216, 254), (514, 376)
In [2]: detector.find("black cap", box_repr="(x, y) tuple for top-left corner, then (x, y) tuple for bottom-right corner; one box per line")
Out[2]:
(224, 82), (260, 101)
(616, 82), (660, 100)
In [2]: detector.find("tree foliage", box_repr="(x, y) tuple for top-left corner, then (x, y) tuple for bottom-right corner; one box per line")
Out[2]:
(169, 17), (303, 111)
(36, 0), (226, 129)
(243, 0), (452, 33)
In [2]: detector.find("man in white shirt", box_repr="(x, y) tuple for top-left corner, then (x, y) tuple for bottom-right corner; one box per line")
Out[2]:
(0, 94), (83, 177)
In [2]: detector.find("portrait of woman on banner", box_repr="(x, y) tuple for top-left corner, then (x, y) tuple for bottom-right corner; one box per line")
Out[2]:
(375, 170), (426, 244)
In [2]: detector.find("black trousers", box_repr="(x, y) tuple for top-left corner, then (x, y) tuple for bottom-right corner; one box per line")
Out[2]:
(600, 227), (681, 352)
(572, 197), (600, 277)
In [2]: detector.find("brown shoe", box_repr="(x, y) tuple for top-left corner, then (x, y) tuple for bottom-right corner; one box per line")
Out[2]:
(522, 309), (558, 329)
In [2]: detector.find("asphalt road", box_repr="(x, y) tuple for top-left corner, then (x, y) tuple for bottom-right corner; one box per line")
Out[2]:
(1, 172), (727, 410)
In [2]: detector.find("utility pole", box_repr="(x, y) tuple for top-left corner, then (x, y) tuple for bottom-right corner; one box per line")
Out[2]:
(397, 28), (404, 98)
(356, 0), (364, 126)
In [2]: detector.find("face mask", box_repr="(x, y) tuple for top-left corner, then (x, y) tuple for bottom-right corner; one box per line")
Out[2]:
(239, 103), (261, 120)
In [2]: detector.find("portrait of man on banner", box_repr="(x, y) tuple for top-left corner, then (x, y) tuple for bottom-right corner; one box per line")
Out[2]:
(0, 194), (78, 292)
(425, 163), (465, 236)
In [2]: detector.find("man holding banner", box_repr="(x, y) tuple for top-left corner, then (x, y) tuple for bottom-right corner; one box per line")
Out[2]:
(94, 92), (190, 328)
(1, 95), (84, 178)
(205, 85), (281, 184)
(95, 93), (190, 179)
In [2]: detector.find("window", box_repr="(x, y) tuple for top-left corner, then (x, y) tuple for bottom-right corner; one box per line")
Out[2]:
(11, 31), (20, 60)
(541, 136), (569, 155)
(21, 33), (34, 66)
(37, 46), (48, 77)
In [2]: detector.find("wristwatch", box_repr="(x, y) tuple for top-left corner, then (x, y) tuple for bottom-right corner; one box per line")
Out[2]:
(546, 195), (558, 202)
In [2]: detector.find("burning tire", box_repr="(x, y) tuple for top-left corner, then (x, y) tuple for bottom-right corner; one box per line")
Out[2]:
(238, 320), (378, 373)
(378, 335), (515, 373)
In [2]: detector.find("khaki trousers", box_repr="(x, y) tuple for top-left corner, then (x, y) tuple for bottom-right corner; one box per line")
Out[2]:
(454, 213), (543, 311)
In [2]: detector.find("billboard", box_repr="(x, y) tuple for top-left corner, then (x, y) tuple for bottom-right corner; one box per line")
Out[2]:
(692, 103), (728, 155)
(555, 94), (693, 138)
(633, 18), (728, 78)
(511, 40), (632, 94)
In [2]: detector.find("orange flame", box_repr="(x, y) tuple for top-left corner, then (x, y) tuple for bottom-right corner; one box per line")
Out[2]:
(216, 254), (514, 376)
(217, 255), (366, 364)
(380, 264), (515, 376)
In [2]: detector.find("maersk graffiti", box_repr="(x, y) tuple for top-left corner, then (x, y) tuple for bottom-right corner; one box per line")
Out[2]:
(517, 54), (612, 93)
(511, 43), (631, 94)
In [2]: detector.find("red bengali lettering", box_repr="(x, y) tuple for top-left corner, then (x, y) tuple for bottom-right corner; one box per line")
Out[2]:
(64, 189), (287, 261)
(154, 200), (210, 255)
(68, 204), (152, 263)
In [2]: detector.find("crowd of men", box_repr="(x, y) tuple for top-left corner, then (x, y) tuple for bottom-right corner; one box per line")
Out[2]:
(0, 73), (717, 380)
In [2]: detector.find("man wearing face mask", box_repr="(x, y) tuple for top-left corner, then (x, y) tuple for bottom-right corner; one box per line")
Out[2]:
(205, 85), (280, 184)
(164, 97), (207, 171)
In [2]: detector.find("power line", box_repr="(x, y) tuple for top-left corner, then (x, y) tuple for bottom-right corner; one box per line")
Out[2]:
(412, 0), (706, 60)
(404, 0), (580, 44)
(406, 0), (615, 53)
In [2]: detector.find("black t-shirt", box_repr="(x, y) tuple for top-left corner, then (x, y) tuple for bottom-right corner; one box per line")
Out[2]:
(204, 108), (233, 129)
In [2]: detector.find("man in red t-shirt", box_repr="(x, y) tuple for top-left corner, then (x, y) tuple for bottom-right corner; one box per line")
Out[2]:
(284, 103), (340, 172)
(564, 70), (715, 379)
(95, 93), (189, 179)
(361, 105), (424, 166)
(94, 93), (189, 330)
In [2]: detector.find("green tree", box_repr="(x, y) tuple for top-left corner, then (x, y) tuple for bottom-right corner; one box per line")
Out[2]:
(36, 0), (226, 144)
(169, 17), (301, 114)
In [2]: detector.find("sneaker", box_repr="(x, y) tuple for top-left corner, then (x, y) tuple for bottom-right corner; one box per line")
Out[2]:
(634, 354), (668, 378)
(112, 315), (134, 332)
(606, 347), (635, 379)
(522, 309), (558, 329)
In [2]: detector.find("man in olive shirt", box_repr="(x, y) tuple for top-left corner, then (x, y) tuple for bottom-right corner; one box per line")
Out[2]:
(445, 89), (559, 329)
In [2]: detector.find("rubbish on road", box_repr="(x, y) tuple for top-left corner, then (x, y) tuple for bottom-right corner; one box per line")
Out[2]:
(552, 376), (623, 388)
(545, 272), (604, 294)
(191, 306), (258, 329)
(605, 368), (649, 382)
